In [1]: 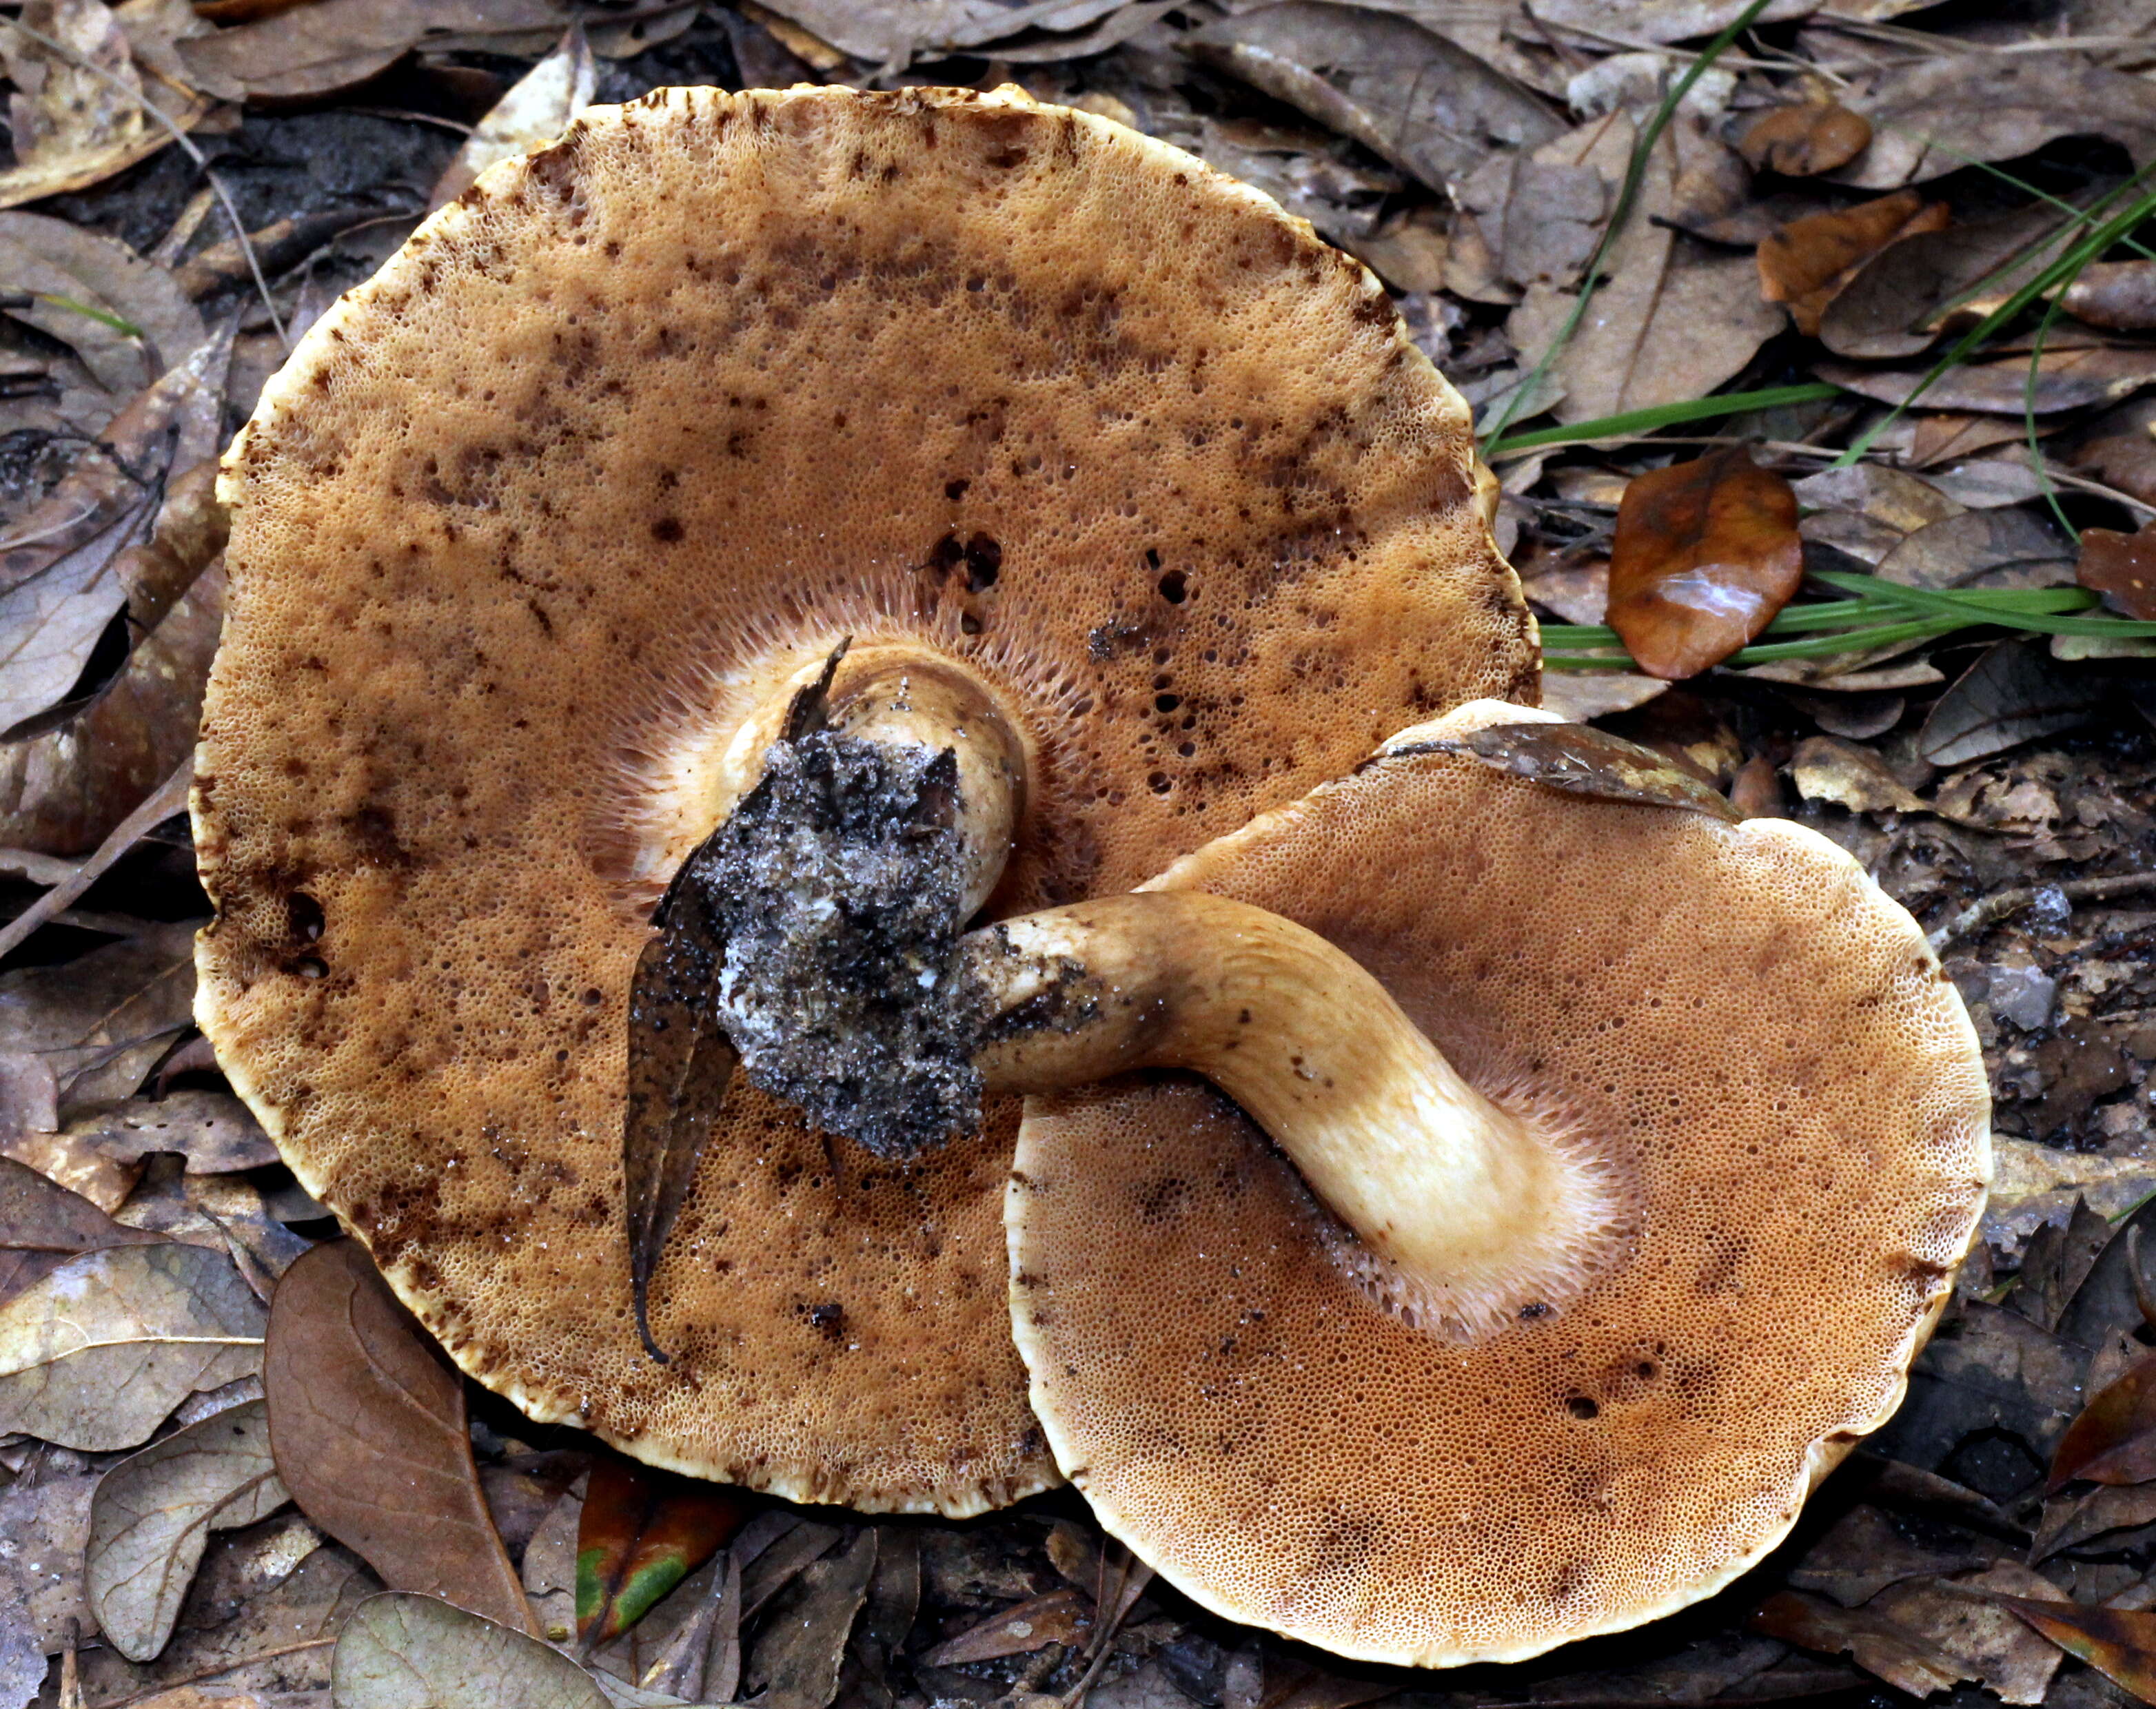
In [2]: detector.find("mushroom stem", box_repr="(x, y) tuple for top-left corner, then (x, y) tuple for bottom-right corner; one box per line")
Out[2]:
(968, 894), (1630, 1335)
(714, 642), (1028, 918)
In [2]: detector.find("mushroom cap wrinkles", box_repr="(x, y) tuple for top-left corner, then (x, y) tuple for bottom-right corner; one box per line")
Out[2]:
(191, 85), (1535, 1515)
(1007, 700), (1991, 1662)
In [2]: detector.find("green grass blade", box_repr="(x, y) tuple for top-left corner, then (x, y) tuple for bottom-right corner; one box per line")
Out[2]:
(34, 293), (142, 338)
(1480, 0), (1781, 447)
(1484, 382), (1843, 457)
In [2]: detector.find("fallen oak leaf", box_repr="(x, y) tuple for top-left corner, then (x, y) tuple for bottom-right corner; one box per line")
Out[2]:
(1383, 721), (1743, 821)
(1738, 101), (1871, 177)
(1818, 346), (2156, 416)
(2060, 260), (2156, 332)
(1758, 190), (1951, 337)
(1751, 1587), (1974, 1697)
(330, 1591), (609, 1709)
(575, 1453), (751, 1649)
(2050, 1346), (2156, 1491)
(751, 1528), (876, 1709)
(0, 1240), (264, 1449)
(87, 1396), (289, 1661)
(0, 326), (230, 741)
(429, 24), (595, 210)
(1605, 447), (1803, 680)
(1917, 639), (2109, 767)
(0, 1152), (159, 1305)
(2077, 522), (2156, 620)
(0, 0), (210, 209)
(1984, 1593), (2156, 1704)
(263, 1240), (535, 1635)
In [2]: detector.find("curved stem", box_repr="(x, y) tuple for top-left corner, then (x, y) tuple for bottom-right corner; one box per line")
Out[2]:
(967, 894), (1631, 1336)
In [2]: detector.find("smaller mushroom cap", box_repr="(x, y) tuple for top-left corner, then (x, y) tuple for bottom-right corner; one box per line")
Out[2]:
(1007, 700), (1989, 1667)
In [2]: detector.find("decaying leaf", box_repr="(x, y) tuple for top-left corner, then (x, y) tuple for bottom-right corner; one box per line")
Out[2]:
(0, 329), (229, 741)
(1390, 722), (1742, 821)
(1188, 4), (1560, 198)
(1918, 639), (2111, 766)
(0, 1152), (157, 1305)
(86, 1397), (289, 1660)
(0, 919), (200, 1132)
(0, 0), (208, 210)
(332, 1590), (609, 1709)
(0, 1468), (99, 1662)
(1738, 101), (1871, 176)
(1875, 508), (2076, 593)
(1757, 190), (1950, 337)
(65, 1090), (278, 1177)
(1818, 345), (2156, 416)
(0, 210), (205, 395)
(576, 1453), (751, 1648)
(1819, 202), (2077, 362)
(176, 0), (575, 101)
(263, 1240), (533, 1635)
(1840, 55), (2156, 191)
(429, 25), (596, 210)
(2060, 260), (2156, 332)
(0, 1240), (264, 1449)
(749, 1528), (876, 1709)
(1989, 1594), (2156, 1704)
(1789, 737), (1930, 816)
(1751, 1587), (1976, 1697)
(1604, 449), (1802, 680)
(924, 1587), (1091, 1665)
(2077, 522), (2156, 619)
(2053, 1351), (2156, 1502)
(1507, 116), (1781, 424)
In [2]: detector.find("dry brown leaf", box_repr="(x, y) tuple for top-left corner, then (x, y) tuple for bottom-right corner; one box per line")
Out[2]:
(2062, 260), (2156, 331)
(1819, 345), (2156, 416)
(1789, 735), (1929, 815)
(1840, 55), (2156, 190)
(262, 1240), (534, 1635)
(428, 25), (594, 210)
(0, 919), (199, 1122)
(176, 0), (573, 101)
(1738, 101), (1871, 176)
(65, 1091), (277, 1176)
(1875, 508), (2075, 592)
(1918, 639), (2108, 766)
(1523, 0), (1817, 44)
(2076, 521), (2156, 618)
(332, 1592), (609, 1709)
(0, 0), (207, 208)
(86, 1396), (289, 1661)
(1987, 1594), (2156, 1705)
(0, 1152), (157, 1307)
(1398, 720), (1741, 820)
(1188, 4), (1560, 198)
(0, 1468), (99, 1668)
(1820, 202), (2076, 360)
(925, 1587), (1092, 1664)
(0, 558), (223, 857)
(0, 211), (203, 396)
(0, 329), (228, 742)
(1751, 1587), (1973, 1697)
(1757, 190), (1950, 337)
(1605, 448), (1803, 679)
(0, 1240), (264, 1449)
(749, 1528), (875, 1709)
(1866, 1567), (2071, 1706)
(1508, 116), (1780, 424)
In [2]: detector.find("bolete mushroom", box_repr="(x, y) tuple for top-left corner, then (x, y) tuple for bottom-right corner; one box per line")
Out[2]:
(979, 699), (1991, 1666)
(192, 84), (1535, 1515)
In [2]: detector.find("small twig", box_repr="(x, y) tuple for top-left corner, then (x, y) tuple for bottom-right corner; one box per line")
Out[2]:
(0, 758), (192, 961)
(1928, 870), (2156, 952)
(1061, 1546), (1154, 1709)
(88, 1639), (338, 1708)
(1, 14), (287, 349)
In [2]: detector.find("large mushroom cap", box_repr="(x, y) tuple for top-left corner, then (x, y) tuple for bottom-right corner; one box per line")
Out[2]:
(193, 85), (1534, 1514)
(1007, 702), (1990, 1661)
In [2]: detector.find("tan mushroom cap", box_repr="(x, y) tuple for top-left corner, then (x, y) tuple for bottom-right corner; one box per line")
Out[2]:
(1008, 701), (1990, 1661)
(192, 85), (1535, 1515)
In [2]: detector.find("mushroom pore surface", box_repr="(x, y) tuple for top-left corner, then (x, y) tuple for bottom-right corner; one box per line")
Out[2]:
(192, 84), (1535, 1514)
(1006, 702), (1991, 1665)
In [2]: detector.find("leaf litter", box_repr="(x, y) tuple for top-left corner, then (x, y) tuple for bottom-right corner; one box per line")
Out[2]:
(5, 3), (2156, 1708)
